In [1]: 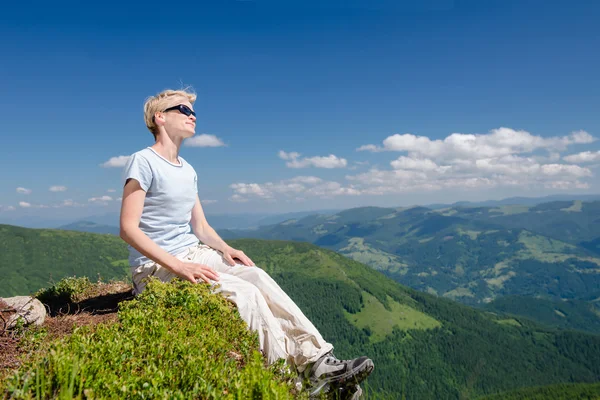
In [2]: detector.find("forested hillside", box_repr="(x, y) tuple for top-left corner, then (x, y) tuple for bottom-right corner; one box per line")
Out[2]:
(0, 224), (128, 297)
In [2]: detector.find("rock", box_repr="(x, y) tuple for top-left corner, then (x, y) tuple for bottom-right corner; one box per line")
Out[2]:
(1, 296), (46, 329)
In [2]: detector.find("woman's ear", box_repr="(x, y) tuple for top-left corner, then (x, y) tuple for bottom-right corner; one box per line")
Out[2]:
(154, 112), (165, 126)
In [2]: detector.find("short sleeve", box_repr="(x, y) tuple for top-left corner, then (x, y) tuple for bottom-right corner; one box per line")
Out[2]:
(122, 154), (153, 191)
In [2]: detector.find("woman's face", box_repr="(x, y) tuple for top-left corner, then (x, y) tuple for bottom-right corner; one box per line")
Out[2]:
(162, 99), (196, 139)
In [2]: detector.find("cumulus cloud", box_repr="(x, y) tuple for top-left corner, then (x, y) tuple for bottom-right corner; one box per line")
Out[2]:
(101, 156), (130, 168)
(348, 128), (597, 195)
(185, 134), (225, 147)
(107, 189), (116, 193)
(563, 150), (600, 164)
(230, 176), (360, 202)
(16, 187), (32, 194)
(390, 156), (443, 171)
(278, 150), (347, 169)
(358, 128), (595, 160)
(88, 196), (113, 204)
(49, 185), (67, 192)
(201, 199), (217, 205)
(289, 176), (323, 185)
(0, 205), (16, 212)
(19, 201), (31, 208)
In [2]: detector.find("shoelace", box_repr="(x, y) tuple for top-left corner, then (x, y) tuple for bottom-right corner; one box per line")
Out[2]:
(325, 357), (343, 365)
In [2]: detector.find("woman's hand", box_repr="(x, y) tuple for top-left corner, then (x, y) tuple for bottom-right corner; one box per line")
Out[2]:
(222, 247), (255, 267)
(174, 260), (220, 284)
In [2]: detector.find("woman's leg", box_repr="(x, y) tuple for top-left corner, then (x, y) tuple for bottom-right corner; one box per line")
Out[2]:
(188, 245), (333, 371)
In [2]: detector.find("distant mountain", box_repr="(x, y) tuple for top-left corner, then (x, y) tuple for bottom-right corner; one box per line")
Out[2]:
(58, 221), (119, 235)
(53, 209), (342, 235)
(425, 193), (600, 209)
(227, 201), (600, 312)
(2, 226), (600, 398)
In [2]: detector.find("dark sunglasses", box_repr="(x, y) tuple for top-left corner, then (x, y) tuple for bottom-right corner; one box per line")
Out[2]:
(163, 104), (196, 117)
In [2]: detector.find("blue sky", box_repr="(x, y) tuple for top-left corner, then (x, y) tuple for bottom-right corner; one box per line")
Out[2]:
(1, 0), (600, 224)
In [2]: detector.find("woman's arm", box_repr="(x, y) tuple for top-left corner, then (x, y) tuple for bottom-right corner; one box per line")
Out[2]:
(190, 196), (254, 266)
(120, 179), (219, 283)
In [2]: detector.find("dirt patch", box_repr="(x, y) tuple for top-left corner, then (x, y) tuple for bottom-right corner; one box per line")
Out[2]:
(41, 281), (134, 317)
(0, 335), (20, 373)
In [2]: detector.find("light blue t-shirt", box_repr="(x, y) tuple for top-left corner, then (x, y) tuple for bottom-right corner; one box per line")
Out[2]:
(122, 147), (200, 266)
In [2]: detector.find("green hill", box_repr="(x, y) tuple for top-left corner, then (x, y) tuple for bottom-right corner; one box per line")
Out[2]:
(58, 221), (120, 235)
(1, 279), (302, 399)
(485, 296), (600, 334)
(0, 224), (129, 297)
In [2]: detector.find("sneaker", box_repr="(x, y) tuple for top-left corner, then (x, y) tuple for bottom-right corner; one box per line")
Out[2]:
(338, 384), (363, 400)
(307, 352), (374, 396)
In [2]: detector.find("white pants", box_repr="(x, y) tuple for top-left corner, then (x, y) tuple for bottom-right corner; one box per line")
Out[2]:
(131, 244), (333, 371)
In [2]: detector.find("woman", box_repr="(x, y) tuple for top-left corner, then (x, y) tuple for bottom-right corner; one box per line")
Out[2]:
(119, 88), (373, 398)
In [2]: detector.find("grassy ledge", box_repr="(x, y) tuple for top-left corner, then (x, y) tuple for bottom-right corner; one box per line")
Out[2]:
(1, 278), (304, 399)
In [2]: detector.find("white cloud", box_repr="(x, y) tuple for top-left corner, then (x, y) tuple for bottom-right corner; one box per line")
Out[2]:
(356, 144), (380, 152)
(349, 128), (596, 195)
(563, 150), (600, 164)
(390, 156), (442, 171)
(544, 181), (590, 190)
(49, 185), (67, 192)
(230, 183), (273, 199)
(278, 150), (347, 169)
(19, 201), (31, 208)
(16, 187), (32, 194)
(0, 205), (16, 212)
(101, 155), (130, 168)
(88, 196), (113, 204)
(107, 188), (116, 193)
(289, 176), (323, 185)
(116, 197), (122, 202)
(279, 151), (301, 160)
(201, 199), (217, 205)
(230, 176), (360, 202)
(358, 128), (595, 160)
(185, 134), (225, 147)
(229, 194), (249, 203)
(540, 164), (592, 177)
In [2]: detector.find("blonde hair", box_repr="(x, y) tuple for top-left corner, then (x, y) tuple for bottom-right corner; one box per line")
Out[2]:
(143, 88), (197, 138)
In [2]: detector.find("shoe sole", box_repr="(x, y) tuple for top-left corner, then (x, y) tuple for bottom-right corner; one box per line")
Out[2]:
(334, 359), (374, 389)
(309, 359), (374, 397)
(340, 384), (363, 400)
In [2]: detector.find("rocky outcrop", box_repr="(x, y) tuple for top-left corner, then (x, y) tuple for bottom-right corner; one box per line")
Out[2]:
(1, 296), (46, 329)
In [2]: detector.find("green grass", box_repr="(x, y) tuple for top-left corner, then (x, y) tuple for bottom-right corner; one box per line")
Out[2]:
(488, 205), (531, 216)
(344, 291), (441, 342)
(561, 200), (584, 212)
(496, 319), (522, 327)
(2, 279), (301, 399)
(339, 238), (408, 273)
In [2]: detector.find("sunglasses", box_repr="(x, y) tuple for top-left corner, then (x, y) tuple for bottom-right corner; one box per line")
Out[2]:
(163, 104), (196, 118)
